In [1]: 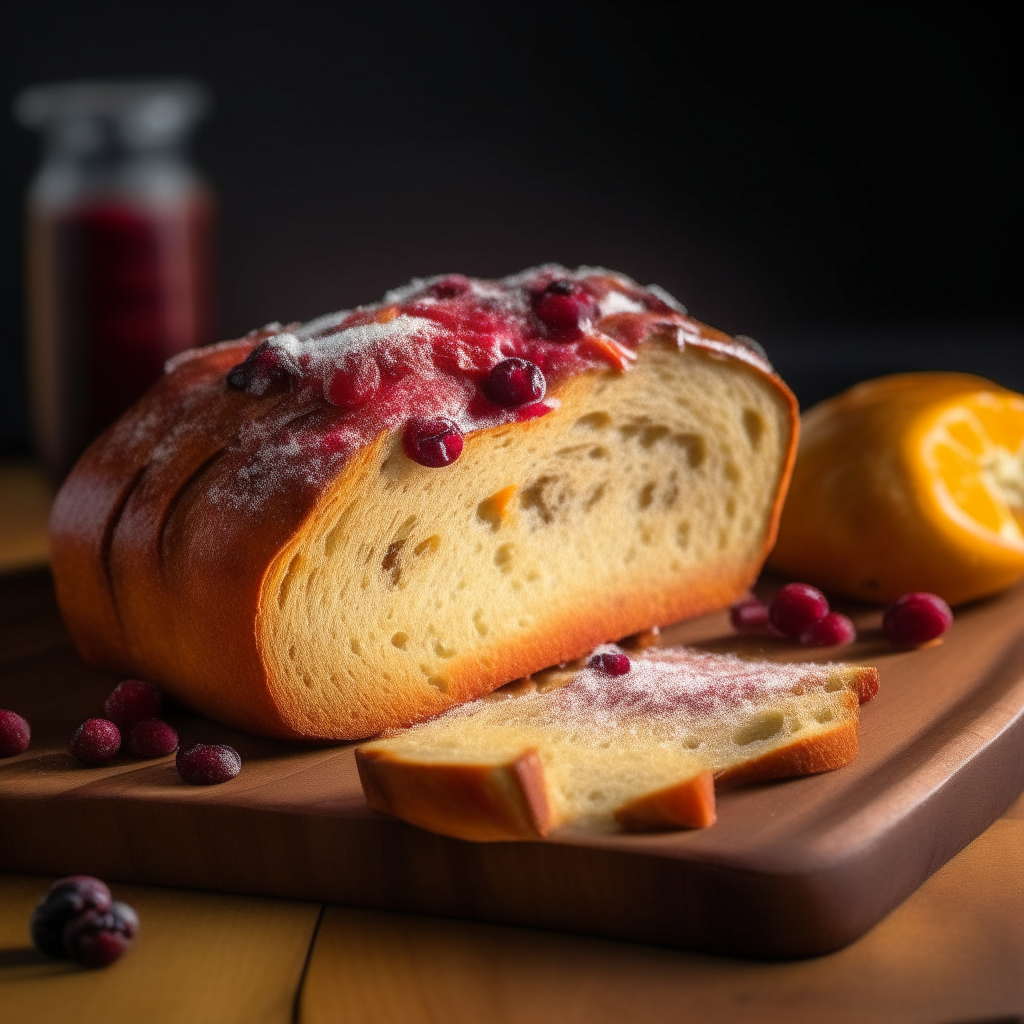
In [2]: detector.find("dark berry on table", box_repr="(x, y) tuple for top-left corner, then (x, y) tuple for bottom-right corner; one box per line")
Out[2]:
(70, 719), (121, 766)
(533, 279), (597, 341)
(483, 357), (546, 407)
(30, 875), (112, 958)
(103, 679), (162, 733)
(428, 274), (472, 299)
(176, 743), (242, 785)
(729, 596), (772, 634)
(589, 652), (631, 675)
(0, 709), (30, 757)
(883, 592), (953, 647)
(226, 341), (298, 395)
(799, 611), (857, 647)
(769, 583), (830, 639)
(63, 900), (140, 968)
(402, 418), (464, 468)
(128, 719), (179, 759)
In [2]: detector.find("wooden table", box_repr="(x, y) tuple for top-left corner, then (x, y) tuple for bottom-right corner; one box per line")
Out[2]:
(2, 462), (1023, 1024)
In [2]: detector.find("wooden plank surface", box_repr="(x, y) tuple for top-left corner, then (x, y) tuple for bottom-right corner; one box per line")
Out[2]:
(2, 566), (1024, 956)
(3, 793), (1022, 1024)
(300, 816), (1024, 1024)
(0, 874), (321, 1024)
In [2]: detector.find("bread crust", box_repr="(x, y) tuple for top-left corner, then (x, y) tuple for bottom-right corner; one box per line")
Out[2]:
(356, 746), (553, 842)
(614, 771), (717, 831)
(49, 275), (799, 740)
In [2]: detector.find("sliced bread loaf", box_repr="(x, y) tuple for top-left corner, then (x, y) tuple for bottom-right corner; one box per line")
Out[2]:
(356, 646), (879, 840)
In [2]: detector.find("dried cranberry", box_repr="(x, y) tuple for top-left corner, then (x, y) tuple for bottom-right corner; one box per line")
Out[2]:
(103, 679), (162, 733)
(483, 357), (546, 407)
(799, 611), (856, 646)
(428, 274), (472, 299)
(533, 279), (597, 341)
(769, 583), (830, 639)
(729, 596), (772, 634)
(128, 719), (179, 759)
(64, 901), (140, 968)
(589, 652), (631, 675)
(226, 341), (298, 396)
(176, 743), (242, 785)
(70, 719), (121, 766)
(883, 592), (953, 647)
(402, 418), (464, 467)
(326, 357), (380, 410)
(30, 875), (112, 958)
(0, 709), (30, 757)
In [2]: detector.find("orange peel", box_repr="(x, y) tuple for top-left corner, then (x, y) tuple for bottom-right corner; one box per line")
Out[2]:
(769, 372), (1024, 606)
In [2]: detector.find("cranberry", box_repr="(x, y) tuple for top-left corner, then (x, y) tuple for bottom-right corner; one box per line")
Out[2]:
(128, 719), (179, 758)
(103, 679), (162, 733)
(326, 357), (380, 410)
(729, 596), (772, 634)
(226, 341), (298, 396)
(589, 652), (631, 675)
(63, 901), (140, 968)
(30, 875), (112, 958)
(883, 592), (953, 647)
(769, 583), (830, 639)
(483, 357), (546, 407)
(428, 274), (472, 299)
(0, 709), (30, 757)
(176, 743), (242, 785)
(402, 418), (464, 467)
(70, 719), (121, 766)
(799, 611), (857, 646)
(533, 279), (597, 341)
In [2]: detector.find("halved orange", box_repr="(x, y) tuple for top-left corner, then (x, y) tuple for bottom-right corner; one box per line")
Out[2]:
(769, 373), (1024, 605)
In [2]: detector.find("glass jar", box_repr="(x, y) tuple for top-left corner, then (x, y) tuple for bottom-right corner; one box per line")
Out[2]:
(15, 80), (215, 480)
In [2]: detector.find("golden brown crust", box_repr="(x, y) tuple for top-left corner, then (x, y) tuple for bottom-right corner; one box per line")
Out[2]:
(613, 770), (717, 831)
(355, 746), (553, 841)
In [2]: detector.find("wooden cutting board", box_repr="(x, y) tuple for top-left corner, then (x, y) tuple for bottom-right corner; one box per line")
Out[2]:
(2, 568), (1023, 959)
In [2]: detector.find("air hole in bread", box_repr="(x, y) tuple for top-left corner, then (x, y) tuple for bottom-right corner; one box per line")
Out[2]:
(743, 408), (765, 449)
(391, 632), (408, 650)
(732, 711), (785, 746)
(815, 707), (834, 724)
(575, 411), (611, 430)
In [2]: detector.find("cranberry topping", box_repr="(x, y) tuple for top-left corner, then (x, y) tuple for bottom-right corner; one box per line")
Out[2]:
(326, 357), (380, 410)
(428, 274), (472, 299)
(402, 417), (464, 467)
(769, 583), (830, 639)
(128, 719), (179, 759)
(533, 279), (597, 341)
(799, 611), (856, 647)
(70, 718), (121, 766)
(64, 901), (140, 968)
(883, 592), (953, 647)
(177, 743), (242, 785)
(226, 340), (298, 396)
(0, 709), (30, 757)
(729, 596), (773, 635)
(483, 357), (546, 407)
(31, 875), (112, 959)
(103, 679), (162, 733)
(589, 652), (632, 675)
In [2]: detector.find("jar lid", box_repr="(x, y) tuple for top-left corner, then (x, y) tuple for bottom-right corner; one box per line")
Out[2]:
(14, 80), (209, 154)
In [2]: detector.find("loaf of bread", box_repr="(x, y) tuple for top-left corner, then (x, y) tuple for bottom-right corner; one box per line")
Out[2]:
(50, 266), (798, 740)
(357, 645), (880, 840)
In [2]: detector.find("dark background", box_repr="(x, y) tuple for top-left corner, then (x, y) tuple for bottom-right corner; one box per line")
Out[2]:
(2, 3), (1020, 455)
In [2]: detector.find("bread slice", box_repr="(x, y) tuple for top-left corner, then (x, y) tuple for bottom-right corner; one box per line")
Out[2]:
(49, 266), (797, 740)
(357, 646), (879, 840)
